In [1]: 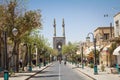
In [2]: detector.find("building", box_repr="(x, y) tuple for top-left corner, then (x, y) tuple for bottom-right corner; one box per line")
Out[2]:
(94, 27), (114, 46)
(114, 12), (120, 37)
(53, 18), (66, 60)
(113, 12), (120, 65)
(94, 27), (116, 67)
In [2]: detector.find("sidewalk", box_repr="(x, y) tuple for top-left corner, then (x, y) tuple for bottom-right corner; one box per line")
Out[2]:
(0, 63), (52, 80)
(68, 63), (120, 80)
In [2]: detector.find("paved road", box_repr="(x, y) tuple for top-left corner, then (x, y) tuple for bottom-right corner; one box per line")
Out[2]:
(29, 61), (92, 80)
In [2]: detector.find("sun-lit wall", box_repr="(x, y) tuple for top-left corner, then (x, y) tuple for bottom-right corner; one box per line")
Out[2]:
(114, 12), (120, 37)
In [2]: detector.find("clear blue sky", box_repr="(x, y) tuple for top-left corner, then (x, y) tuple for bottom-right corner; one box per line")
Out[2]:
(28, 0), (120, 46)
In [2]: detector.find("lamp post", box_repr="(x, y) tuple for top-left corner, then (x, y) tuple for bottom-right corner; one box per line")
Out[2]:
(34, 44), (38, 66)
(81, 43), (84, 69)
(86, 32), (98, 75)
(3, 31), (9, 80)
(12, 28), (18, 72)
(28, 44), (32, 71)
(42, 48), (46, 66)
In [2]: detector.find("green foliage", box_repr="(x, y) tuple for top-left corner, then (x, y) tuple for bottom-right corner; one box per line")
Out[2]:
(0, 1), (42, 42)
(108, 42), (117, 67)
(108, 42), (117, 54)
(62, 42), (78, 55)
(62, 42), (80, 62)
(101, 64), (105, 71)
(89, 63), (94, 68)
(0, 0), (43, 59)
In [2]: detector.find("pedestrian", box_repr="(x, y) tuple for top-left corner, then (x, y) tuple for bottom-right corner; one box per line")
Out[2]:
(64, 61), (66, 65)
(19, 59), (22, 68)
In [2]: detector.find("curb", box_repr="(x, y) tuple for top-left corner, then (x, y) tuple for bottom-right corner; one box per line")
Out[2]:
(69, 63), (96, 80)
(25, 63), (53, 80)
(76, 68), (96, 80)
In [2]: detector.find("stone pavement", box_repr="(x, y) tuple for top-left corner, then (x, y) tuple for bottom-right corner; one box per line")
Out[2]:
(0, 63), (52, 80)
(68, 63), (120, 80)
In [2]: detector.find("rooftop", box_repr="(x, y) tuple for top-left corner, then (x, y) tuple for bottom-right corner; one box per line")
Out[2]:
(94, 27), (114, 32)
(114, 12), (120, 17)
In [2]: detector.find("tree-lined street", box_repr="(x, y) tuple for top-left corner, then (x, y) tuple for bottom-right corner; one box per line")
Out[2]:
(0, 0), (120, 80)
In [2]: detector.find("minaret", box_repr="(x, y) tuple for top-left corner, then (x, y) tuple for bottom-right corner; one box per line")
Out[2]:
(62, 18), (65, 37)
(53, 18), (56, 37)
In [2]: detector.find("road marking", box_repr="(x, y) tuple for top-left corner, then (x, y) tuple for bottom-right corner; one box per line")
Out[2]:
(59, 63), (61, 80)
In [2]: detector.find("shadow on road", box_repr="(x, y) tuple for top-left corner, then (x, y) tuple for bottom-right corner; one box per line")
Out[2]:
(31, 74), (60, 78)
(72, 66), (81, 69)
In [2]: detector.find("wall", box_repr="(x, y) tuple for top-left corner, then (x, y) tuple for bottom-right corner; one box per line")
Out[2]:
(114, 12), (120, 37)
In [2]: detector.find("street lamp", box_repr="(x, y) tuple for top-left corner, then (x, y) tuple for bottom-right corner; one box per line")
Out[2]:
(28, 44), (32, 71)
(12, 28), (18, 36)
(86, 32), (98, 75)
(80, 43), (84, 69)
(3, 31), (9, 80)
(42, 48), (46, 66)
(12, 28), (18, 72)
(34, 44), (38, 66)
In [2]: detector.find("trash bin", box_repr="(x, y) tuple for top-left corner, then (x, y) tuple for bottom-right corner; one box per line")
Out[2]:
(116, 64), (120, 74)
(116, 64), (119, 69)
(28, 66), (32, 71)
(39, 63), (41, 68)
(94, 65), (98, 74)
(4, 70), (9, 80)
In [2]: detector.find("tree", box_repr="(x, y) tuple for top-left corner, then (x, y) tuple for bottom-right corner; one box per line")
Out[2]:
(20, 29), (52, 70)
(62, 42), (79, 62)
(0, 0), (42, 72)
(108, 42), (117, 67)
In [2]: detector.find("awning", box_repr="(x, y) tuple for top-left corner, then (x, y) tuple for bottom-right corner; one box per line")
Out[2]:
(89, 46), (100, 51)
(100, 44), (112, 56)
(84, 46), (101, 55)
(113, 46), (120, 55)
(84, 48), (92, 55)
(102, 44), (111, 52)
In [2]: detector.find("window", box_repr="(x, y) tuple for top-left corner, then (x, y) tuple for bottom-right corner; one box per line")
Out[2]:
(103, 33), (109, 40)
(115, 20), (119, 36)
(116, 20), (119, 27)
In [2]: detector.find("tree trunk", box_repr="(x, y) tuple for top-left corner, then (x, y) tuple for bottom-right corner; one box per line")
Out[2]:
(22, 44), (28, 71)
(16, 42), (20, 72)
(0, 32), (4, 71)
(110, 54), (112, 67)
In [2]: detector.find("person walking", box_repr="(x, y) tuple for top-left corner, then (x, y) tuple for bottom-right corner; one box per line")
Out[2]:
(19, 59), (22, 68)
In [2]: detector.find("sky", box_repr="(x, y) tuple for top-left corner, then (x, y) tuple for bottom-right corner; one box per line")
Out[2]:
(28, 0), (120, 46)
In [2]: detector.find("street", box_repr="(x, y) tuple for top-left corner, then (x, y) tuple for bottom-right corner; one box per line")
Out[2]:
(29, 61), (92, 80)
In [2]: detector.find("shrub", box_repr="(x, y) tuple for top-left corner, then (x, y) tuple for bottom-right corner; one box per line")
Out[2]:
(101, 64), (105, 71)
(89, 63), (94, 68)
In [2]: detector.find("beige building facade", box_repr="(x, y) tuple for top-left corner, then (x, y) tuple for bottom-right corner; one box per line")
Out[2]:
(113, 12), (120, 65)
(94, 27), (114, 46)
(94, 27), (116, 67)
(114, 12), (120, 37)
